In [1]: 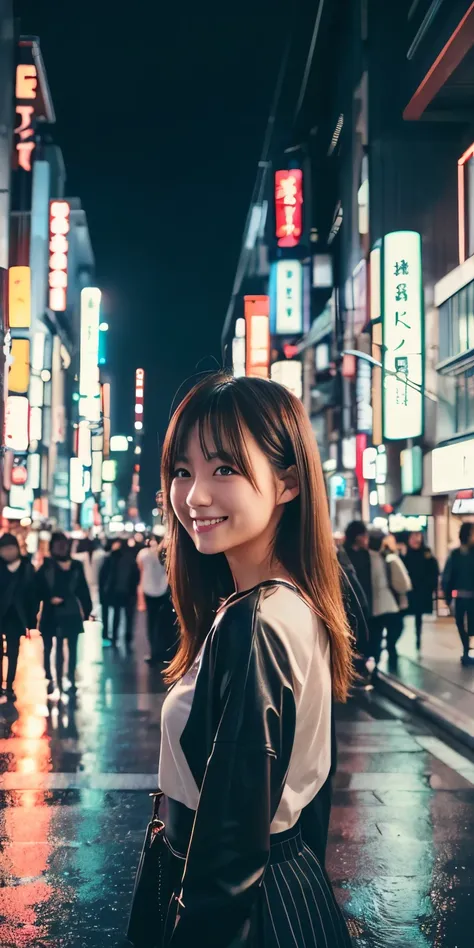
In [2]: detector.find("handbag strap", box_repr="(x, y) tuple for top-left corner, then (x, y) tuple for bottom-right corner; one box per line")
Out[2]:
(150, 790), (164, 822)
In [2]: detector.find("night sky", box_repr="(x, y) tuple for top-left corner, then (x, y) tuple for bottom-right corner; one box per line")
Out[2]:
(15, 0), (288, 517)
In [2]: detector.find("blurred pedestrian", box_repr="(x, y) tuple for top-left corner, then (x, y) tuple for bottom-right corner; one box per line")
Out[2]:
(137, 536), (171, 664)
(337, 545), (370, 678)
(379, 534), (412, 660)
(98, 538), (118, 643)
(100, 538), (140, 647)
(36, 533), (92, 695)
(344, 521), (373, 615)
(0, 534), (38, 700)
(442, 522), (474, 666)
(401, 531), (439, 650)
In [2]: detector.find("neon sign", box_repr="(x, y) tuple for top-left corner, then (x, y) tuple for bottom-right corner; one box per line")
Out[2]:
(275, 170), (303, 248)
(49, 201), (70, 312)
(79, 288), (101, 421)
(244, 296), (270, 379)
(14, 64), (37, 172)
(382, 231), (424, 440)
(135, 369), (144, 430)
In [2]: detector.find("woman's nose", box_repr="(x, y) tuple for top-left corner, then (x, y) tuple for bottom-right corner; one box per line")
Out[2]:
(186, 477), (212, 509)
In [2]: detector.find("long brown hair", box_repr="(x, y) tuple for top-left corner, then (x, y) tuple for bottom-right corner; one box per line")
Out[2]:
(161, 373), (354, 701)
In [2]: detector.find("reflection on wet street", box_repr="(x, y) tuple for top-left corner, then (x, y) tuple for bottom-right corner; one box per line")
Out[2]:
(1, 618), (473, 947)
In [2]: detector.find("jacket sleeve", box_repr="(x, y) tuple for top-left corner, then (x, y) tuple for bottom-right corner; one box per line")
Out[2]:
(389, 556), (412, 595)
(75, 563), (92, 619)
(167, 600), (296, 948)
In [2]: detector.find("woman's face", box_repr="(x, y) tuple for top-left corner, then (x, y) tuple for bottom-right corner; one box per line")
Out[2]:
(170, 423), (294, 557)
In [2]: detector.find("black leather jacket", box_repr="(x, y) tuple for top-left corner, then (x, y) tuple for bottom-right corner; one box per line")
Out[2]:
(164, 580), (335, 948)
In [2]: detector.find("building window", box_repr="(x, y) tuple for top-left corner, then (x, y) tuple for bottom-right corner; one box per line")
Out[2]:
(439, 280), (474, 361)
(458, 143), (474, 263)
(455, 366), (474, 433)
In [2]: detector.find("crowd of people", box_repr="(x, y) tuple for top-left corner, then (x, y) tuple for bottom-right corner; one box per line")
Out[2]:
(0, 529), (176, 701)
(341, 519), (474, 671)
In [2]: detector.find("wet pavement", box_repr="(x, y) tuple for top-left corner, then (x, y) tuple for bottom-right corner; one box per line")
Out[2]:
(378, 615), (474, 747)
(1, 616), (473, 947)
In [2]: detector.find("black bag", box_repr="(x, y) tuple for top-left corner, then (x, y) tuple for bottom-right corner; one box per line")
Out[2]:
(127, 791), (171, 948)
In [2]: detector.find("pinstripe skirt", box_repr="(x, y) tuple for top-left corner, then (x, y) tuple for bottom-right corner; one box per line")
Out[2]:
(262, 824), (352, 947)
(163, 823), (352, 947)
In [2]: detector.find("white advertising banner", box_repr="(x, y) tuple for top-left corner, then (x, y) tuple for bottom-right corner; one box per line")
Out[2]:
(382, 231), (423, 440)
(432, 438), (474, 494)
(275, 260), (303, 334)
(79, 288), (101, 406)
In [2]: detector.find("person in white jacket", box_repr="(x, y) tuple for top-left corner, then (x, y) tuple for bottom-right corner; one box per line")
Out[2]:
(368, 532), (412, 664)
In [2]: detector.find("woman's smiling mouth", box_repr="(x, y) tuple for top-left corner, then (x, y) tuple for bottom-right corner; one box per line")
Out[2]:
(192, 517), (228, 534)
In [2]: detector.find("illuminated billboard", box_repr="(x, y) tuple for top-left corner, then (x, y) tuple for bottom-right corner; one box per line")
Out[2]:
(9, 267), (31, 328)
(270, 360), (303, 399)
(275, 260), (303, 335)
(275, 169), (303, 248)
(244, 296), (270, 379)
(134, 369), (144, 430)
(9, 339), (30, 394)
(14, 63), (37, 172)
(5, 395), (29, 452)
(49, 201), (70, 312)
(382, 231), (424, 440)
(79, 288), (101, 415)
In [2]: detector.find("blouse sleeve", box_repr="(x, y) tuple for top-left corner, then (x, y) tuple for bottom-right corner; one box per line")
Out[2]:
(167, 596), (296, 948)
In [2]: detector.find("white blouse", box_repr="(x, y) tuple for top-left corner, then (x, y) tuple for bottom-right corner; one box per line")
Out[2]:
(158, 583), (332, 834)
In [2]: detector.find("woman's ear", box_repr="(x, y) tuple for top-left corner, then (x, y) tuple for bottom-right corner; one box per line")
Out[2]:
(276, 465), (300, 506)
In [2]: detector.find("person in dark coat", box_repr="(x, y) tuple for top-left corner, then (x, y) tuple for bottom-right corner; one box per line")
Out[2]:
(401, 531), (439, 651)
(36, 533), (92, 695)
(99, 539), (140, 647)
(442, 523), (474, 666)
(337, 545), (370, 678)
(98, 538), (120, 643)
(0, 533), (39, 701)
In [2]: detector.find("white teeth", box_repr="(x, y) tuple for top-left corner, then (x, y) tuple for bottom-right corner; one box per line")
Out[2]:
(195, 518), (226, 526)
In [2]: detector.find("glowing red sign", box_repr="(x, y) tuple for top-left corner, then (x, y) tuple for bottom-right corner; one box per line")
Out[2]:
(244, 296), (270, 379)
(14, 64), (37, 172)
(275, 170), (303, 248)
(49, 201), (70, 312)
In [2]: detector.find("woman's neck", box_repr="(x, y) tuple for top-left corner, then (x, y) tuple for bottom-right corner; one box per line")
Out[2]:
(226, 547), (292, 594)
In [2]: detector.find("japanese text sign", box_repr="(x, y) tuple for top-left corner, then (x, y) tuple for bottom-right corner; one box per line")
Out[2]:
(275, 170), (303, 248)
(275, 260), (303, 334)
(14, 64), (37, 172)
(382, 231), (424, 440)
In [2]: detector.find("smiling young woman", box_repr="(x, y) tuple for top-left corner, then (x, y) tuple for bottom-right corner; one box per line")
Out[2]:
(140, 372), (353, 947)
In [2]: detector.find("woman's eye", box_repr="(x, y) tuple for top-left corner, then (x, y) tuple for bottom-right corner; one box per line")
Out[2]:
(214, 465), (236, 476)
(173, 468), (191, 479)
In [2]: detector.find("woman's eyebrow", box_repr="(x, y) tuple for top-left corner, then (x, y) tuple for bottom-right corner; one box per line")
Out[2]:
(174, 454), (189, 464)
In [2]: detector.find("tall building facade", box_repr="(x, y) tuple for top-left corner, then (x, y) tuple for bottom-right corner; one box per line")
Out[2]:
(223, 0), (474, 565)
(1, 31), (100, 535)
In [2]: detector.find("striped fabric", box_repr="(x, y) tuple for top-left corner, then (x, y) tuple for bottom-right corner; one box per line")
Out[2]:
(261, 825), (352, 947)
(163, 823), (352, 946)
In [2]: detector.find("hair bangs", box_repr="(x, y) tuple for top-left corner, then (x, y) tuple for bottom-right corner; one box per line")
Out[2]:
(170, 379), (256, 486)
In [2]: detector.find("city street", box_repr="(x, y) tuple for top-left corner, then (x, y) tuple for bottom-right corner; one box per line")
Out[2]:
(1, 617), (473, 947)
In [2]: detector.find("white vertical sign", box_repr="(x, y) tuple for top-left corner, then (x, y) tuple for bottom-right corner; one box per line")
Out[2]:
(79, 288), (101, 410)
(383, 231), (423, 440)
(276, 260), (303, 334)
